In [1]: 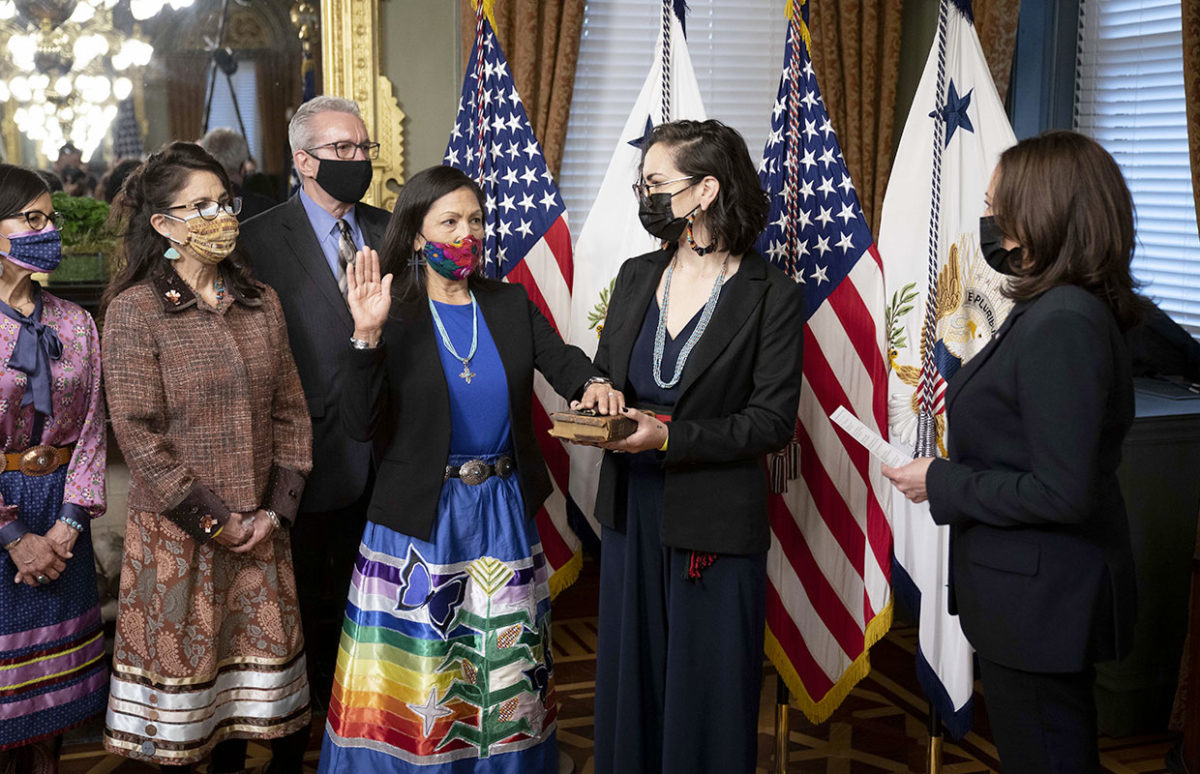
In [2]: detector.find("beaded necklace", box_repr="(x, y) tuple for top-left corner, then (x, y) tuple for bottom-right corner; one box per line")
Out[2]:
(213, 275), (227, 308)
(428, 290), (479, 384)
(652, 255), (727, 389)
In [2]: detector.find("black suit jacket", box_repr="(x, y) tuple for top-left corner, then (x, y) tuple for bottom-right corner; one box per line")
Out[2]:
(241, 194), (390, 512)
(340, 279), (599, 539)
(592, 248), (805, 555)
(927, 284), (1137, 673)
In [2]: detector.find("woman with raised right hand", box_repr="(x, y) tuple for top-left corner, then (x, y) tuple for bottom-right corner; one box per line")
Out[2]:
(319, 164), (619, 773)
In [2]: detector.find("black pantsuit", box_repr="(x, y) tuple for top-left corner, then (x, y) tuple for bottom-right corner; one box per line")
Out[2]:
(591, 248), (804, 773)
(926, 284), (1137, 773)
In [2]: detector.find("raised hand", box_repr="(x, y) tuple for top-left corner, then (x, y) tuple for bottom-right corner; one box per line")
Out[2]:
(347, 247), (393, 345)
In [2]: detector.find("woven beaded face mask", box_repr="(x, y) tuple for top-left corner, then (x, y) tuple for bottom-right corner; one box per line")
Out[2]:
(421, 234), (482, 280)
(164, 211), (240, 264)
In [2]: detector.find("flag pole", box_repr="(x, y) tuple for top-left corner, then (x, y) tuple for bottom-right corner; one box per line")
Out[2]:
(774, 678), (790, 774)
(919, 5), (951, 772)
(927, 702), (943, 773)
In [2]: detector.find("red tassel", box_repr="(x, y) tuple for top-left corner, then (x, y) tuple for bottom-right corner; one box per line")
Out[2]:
(686, 551), (718, 581)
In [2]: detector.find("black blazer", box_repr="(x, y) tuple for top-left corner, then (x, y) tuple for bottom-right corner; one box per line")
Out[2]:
(241, 194), (390, 513)
(926, 284), (1137, 673)
(592, 248), (805, 555)
(340, 279), (599, 540)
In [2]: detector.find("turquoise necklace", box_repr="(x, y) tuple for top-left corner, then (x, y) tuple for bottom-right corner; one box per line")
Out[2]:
(429, 290), (479, 384)
(653, 255), (727, 389)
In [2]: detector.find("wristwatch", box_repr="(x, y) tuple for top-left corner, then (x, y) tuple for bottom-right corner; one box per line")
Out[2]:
(585, 376), (613, 387)
(350, 336), (379, 350)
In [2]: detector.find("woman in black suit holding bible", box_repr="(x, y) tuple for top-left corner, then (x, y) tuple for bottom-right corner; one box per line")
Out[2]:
(883, 130), (1141, 773)
(583, 120), (805, 774)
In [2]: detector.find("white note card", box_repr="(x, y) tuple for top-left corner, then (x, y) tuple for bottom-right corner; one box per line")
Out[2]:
(829, 406), (912, 469)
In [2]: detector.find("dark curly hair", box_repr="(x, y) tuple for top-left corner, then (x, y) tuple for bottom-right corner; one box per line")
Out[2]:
(102, 142), (260, 313)
(992, 130), (1142, 330)
(640, 119), (770, 256)
(381, 165), (487, 304)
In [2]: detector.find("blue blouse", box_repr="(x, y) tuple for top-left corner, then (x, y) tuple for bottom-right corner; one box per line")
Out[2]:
(430, 299), (512, 456)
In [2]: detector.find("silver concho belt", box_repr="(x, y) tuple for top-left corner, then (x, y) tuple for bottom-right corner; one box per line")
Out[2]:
(444, 456), (515, 485)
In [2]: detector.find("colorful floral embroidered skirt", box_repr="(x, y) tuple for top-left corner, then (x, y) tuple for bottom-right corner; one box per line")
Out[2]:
(103, 509), (311, 765)
(320, 455), (557, 773)
(0, 467), (107, 749)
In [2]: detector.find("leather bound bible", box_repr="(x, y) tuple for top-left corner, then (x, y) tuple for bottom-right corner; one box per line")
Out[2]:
(547, 409), (639, 442)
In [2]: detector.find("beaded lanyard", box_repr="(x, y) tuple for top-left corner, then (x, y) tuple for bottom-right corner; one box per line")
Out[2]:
(429, 291), (479, 384)
(652, 256), (727, 389)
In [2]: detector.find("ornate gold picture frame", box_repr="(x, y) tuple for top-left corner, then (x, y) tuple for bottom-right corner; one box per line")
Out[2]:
(321, 0), (406, 211)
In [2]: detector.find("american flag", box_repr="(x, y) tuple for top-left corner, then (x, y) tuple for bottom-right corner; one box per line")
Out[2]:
(755, 0), (893, 723)
(443, 6), (580, 595)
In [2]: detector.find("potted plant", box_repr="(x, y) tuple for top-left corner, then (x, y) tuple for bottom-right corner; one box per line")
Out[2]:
(48, 192), (117, 284)
(44, 192), (116, 318)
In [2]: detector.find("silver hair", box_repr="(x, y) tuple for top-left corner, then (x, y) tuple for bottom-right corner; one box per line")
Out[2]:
(196, 127), (250, 178)
(288, 96), (363, 154)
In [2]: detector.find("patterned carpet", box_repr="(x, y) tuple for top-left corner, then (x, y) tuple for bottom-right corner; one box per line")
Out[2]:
(60, 556), (1179, 773)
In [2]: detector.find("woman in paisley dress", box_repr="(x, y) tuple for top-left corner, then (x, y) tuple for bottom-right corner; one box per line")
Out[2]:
(100, 143), (313, 773)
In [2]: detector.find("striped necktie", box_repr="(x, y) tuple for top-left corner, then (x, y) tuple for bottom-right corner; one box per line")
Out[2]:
(335, 218), (356, 297)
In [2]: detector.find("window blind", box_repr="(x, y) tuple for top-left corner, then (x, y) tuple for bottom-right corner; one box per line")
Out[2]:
(561, 0), (787, 235)
(204, 59), (262, 166)
(1075, 0), (1200, 332)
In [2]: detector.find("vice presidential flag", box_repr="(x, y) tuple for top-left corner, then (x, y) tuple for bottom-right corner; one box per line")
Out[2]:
(877, 0), (1017, 737)
(756, 0), (893, 723)
(565, 0), (706, 531)
(445, 3), (580, 595)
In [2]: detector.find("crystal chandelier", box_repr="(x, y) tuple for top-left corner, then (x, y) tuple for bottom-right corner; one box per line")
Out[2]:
(0, 0), (194, 163)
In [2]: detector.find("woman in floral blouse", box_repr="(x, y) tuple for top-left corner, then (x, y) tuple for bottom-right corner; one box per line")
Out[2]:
(0, 164), (107, 774)
(100, 143), (313, 773)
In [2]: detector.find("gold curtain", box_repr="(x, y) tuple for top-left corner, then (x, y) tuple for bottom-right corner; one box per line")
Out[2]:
(973, 0), (1022, 104)
(459, 0), (586, 178)
(1184, 0), (1200, 227)
(255, 52), (300, 176)
(807, 0), (905, 233)
(165, 53), (210, 144)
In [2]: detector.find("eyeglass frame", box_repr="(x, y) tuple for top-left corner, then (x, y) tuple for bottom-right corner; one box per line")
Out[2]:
(5, 209), (63, 232)
(302, 141), (381, 160)
(160, 197), (243, 222)
(631, 175), (695, 200)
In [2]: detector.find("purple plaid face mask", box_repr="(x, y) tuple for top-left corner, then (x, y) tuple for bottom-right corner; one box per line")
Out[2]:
(0, 227), (62, 273)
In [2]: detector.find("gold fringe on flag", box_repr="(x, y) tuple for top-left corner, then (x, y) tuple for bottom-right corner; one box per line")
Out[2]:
(470, 0), (497, 28)
(784, 0), (813, 57)
(766, 598), (895, 724)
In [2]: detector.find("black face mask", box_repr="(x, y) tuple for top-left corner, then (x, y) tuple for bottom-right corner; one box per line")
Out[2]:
(315, 158), (373, 204)
(637, 184), (697, 243)
(979, 215), (1022, 276)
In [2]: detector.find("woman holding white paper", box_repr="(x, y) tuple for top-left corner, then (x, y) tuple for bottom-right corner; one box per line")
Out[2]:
(883, 130), (1140, 774)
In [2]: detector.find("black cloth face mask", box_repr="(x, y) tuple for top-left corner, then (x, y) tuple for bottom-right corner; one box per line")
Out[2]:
(638, 182), (698, 242)
(979, 215), (1022, 276)
(315, 158), (373, 204)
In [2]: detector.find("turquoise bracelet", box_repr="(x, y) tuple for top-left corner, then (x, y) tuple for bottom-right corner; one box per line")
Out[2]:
(58, 514), (84, 532)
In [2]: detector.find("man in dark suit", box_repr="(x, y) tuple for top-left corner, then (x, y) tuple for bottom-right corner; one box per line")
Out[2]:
(240, 95), (390, 709)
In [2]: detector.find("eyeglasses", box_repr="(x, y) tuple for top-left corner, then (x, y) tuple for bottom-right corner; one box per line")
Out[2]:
(162, 198), (243, 221)
(10, 209), (63, 231)
(303, 141), (381, 160)
(631, 175), (695, 200)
